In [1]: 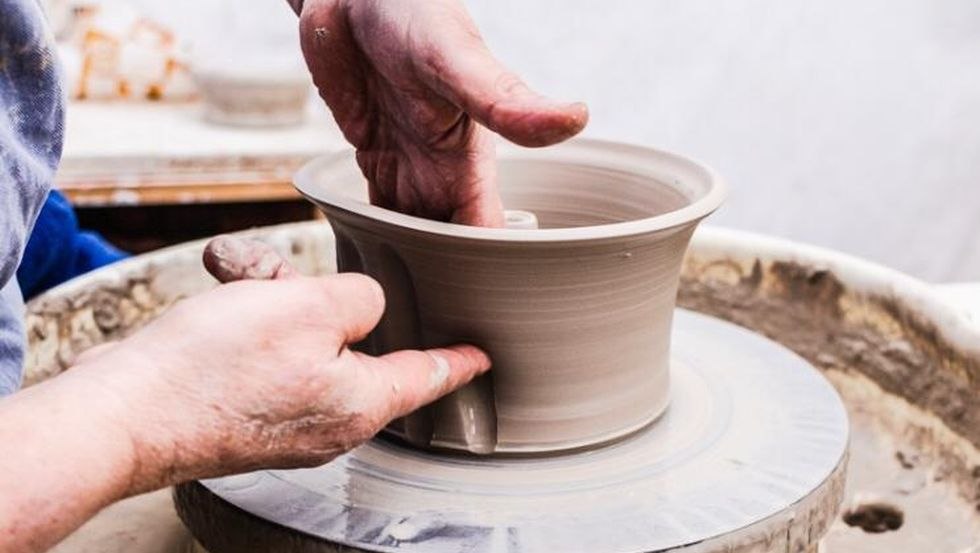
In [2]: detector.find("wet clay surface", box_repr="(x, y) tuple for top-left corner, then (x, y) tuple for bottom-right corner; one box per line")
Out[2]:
(295, 141), (725, 455)
(822, 369), (980, 551)
(678, 257), (980, 451)
(679, 251), (980, 549)
(25, 275), (175, 386)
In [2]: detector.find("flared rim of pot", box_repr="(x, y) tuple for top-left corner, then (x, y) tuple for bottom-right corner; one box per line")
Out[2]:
(294, 137), (727, 242)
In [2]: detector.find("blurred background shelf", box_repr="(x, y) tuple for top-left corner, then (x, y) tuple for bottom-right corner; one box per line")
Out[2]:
(57, 101), (346, 252)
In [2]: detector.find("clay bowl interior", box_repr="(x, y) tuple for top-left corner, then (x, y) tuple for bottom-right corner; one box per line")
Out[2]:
(294, 139), (725, 455)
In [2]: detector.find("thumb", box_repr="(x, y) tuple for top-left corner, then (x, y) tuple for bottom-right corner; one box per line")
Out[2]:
(418, 12), (588, 147)
(359, 344), (492, 421)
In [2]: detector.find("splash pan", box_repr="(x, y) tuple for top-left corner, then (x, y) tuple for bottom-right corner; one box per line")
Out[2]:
(25, 222), (980, 552)
(176, 310), (848, 553)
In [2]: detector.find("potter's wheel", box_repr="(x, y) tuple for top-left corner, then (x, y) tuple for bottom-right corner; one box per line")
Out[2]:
(176, 310), (849, 553)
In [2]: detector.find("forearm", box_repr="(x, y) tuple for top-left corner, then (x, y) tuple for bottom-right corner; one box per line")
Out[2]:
(0, 364), (136, 553)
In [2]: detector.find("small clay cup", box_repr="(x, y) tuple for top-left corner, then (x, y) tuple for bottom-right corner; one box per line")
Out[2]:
(295, 139), (725, 455)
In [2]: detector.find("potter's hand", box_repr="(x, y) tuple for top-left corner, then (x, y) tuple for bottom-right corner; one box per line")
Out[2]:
(0, 238), (487, 553)
(79, 237), (490, 491)
(295, 0), (588, 226)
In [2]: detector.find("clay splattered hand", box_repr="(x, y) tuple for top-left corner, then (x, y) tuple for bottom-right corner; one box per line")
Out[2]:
(78, 236), (489, 491)
(296, 0), (589, 226)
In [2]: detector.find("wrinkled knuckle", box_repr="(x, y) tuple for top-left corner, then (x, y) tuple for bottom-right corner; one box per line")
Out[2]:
(495, 71), (526, 97)
(346, 412), (384, 446)
(419, 46), (449, 81)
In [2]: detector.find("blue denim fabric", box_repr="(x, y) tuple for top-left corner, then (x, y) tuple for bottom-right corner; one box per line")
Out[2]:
(0, 280), (25, 395)
(0, 0), (65, 395)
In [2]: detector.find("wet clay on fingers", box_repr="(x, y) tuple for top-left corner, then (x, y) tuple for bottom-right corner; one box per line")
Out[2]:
(295, 139), (726, 454)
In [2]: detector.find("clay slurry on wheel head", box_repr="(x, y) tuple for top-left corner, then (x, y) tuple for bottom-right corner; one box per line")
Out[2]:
(294, 139), (726, 455)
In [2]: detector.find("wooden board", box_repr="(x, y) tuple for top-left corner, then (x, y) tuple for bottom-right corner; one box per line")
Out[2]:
(58, 102), (348, 207)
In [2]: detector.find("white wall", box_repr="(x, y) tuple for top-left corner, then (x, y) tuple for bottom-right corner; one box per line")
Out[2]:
(136, 0), (980, 282)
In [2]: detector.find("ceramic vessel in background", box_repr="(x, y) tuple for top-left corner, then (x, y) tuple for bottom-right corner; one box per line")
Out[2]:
(193, 64), (310, 127)
(295, 139), (725, 455)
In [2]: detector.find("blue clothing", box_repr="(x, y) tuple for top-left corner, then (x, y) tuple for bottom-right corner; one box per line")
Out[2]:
(17, 190), (128, 300)
(1, 0), (65, 395)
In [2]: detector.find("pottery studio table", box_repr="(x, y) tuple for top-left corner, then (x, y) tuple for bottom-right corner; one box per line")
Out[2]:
(58, 101), (348, 252)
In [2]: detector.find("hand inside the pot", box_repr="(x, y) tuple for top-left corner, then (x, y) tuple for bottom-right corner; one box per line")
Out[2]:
(294, 0), (589, 226)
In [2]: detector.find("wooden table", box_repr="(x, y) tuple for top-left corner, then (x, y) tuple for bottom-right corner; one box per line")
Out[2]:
(57, 101), (348, 251)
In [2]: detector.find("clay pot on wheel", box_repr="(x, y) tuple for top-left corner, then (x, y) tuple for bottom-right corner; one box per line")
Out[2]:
(295, 139), (725, 455)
